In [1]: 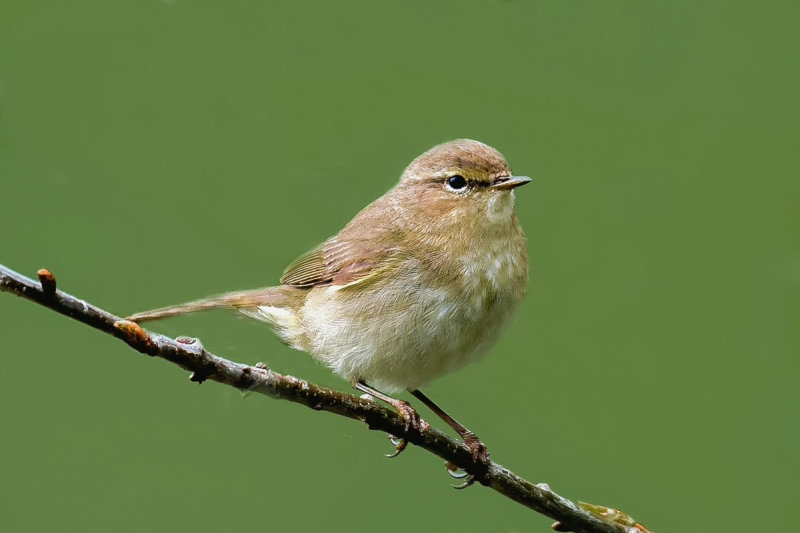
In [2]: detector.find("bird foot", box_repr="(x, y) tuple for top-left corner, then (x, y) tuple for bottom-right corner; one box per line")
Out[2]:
(447, 431), (490, 489)
(463, 430), (489, 465)
(384, 400), (429, 458)
(353, 382), (430, 459)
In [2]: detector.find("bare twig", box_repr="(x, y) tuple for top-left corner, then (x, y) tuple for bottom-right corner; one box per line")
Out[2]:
(0, 262), (638, 533)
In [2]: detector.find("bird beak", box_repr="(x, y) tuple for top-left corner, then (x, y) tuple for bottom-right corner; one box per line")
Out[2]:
(490, 175), (532, 190)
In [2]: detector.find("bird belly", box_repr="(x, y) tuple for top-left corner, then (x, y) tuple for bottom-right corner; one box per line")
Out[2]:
(300, 265), (522, 392)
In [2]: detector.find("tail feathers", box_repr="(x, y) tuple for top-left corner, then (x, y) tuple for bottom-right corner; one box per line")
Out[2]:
(126, 287), (284, 323)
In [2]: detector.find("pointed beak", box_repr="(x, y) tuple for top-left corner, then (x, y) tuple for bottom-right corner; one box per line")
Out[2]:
(490, 175), (532, 190)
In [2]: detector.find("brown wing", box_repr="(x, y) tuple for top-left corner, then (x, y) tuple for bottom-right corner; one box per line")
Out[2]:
(279, 244), (328, 286)
(280, 234), (405, 288)
(280, 191), (410, 288)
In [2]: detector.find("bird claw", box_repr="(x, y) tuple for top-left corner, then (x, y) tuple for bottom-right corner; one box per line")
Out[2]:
(451, 476), (477, 490)
(442, 432), (490, 489)
(385, 434), (408, 458)
(446, 461), (478, 489)
(381, 401), (428, 459)
(445, 462), (470, 479)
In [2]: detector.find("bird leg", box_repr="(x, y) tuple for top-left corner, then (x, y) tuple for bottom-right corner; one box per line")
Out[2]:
(410, 389), (489, 488)
(355, 381), (428, 458)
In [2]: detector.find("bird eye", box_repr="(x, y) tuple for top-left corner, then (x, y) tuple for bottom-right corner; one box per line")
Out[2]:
(446, 175), (467, 190)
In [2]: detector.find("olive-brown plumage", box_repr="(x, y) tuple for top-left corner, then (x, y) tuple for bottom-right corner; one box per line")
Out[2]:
(128, 139), (531, 479)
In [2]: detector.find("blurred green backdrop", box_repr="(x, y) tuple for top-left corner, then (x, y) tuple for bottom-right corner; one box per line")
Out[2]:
(1, 1), (798, 531)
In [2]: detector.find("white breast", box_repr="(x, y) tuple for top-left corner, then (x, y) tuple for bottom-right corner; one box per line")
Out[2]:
(297, 236), (526, 392)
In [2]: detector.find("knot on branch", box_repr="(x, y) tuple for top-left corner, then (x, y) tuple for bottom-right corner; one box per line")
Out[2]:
(113, 320), (156, 354)
(37, 268), (57, 297)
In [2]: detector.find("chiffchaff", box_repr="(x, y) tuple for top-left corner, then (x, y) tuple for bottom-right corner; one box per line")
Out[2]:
(129, 139), (530, 484)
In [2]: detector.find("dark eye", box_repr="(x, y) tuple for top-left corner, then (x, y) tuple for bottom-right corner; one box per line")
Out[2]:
(446, 175), (467, 190)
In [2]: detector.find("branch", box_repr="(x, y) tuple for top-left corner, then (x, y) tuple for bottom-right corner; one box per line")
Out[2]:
(0, 263), (641, 533)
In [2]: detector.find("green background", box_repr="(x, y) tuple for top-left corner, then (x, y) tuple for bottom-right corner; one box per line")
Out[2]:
(1, 1), (798, 531)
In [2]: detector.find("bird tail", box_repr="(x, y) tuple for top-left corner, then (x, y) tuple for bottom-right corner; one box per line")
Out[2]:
(126, 287), (285, 323)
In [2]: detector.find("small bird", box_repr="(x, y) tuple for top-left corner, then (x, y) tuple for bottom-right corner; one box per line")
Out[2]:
(128, 139), (530, 485)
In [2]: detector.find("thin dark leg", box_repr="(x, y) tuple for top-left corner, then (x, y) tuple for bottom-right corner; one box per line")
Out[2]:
(355, 381), (427, 457)
(410, 389), (490, 488)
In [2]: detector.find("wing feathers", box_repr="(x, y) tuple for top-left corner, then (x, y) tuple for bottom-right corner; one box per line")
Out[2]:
(280, 234), (405, 289)
(279, 245), (327, 286)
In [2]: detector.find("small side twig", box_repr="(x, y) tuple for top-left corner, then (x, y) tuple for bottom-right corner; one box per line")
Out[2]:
(0, 262), (640, 533)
